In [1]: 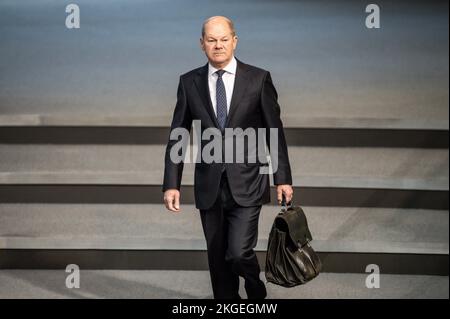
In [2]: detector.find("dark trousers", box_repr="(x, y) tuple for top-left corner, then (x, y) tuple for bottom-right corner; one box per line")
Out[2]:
(199, 171), (267, 299)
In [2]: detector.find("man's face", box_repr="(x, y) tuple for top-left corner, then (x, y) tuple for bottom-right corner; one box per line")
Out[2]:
(200, 20), (238, 68)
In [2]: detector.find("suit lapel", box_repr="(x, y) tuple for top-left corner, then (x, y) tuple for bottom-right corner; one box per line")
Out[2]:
(225, 58), (251, 128)
(194, 63), (220, 129)
(193, 58), (251, 130)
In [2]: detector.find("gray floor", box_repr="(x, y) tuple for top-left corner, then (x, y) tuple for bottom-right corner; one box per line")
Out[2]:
(0, 270), (447, 299)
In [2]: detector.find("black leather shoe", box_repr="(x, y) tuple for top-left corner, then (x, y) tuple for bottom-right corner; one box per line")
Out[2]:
(247, 281), (267, 299)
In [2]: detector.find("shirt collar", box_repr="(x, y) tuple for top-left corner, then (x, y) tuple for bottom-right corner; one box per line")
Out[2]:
(208, 56), (237, 77)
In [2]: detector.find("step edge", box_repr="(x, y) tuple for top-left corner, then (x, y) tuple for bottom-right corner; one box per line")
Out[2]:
(0, 237), (448, 255)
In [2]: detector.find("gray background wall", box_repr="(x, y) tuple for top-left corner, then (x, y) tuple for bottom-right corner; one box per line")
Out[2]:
(0, 0), (448, 125)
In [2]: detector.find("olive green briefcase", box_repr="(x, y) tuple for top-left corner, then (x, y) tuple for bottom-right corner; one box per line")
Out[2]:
(265, 196), (322, 287)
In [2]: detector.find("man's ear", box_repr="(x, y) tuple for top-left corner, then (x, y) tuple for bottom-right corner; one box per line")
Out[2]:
(233, 36), (238, 49)
(199, 38), (205, 51)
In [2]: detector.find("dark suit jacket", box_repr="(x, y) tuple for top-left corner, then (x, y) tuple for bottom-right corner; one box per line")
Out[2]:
(162, 58), (292, 210)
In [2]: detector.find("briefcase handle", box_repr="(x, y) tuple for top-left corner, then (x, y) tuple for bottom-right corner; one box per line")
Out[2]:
(280, 194), (293, 212)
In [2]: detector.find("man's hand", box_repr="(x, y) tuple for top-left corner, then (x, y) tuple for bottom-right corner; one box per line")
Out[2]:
(276, 184), (293, 205)
(164, 189), (181, 212)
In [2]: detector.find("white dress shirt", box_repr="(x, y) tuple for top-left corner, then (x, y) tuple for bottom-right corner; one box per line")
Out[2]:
(207, 56), (237, 116)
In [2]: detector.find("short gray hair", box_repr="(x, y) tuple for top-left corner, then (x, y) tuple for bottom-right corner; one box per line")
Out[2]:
(201, 16), (236, 38)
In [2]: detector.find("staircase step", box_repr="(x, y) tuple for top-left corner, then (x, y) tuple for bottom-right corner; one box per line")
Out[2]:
(0, 204), (447, 252)
(0, 145), (447, 208)
(0, 270), (447, 299)
(0, 172), (447, 191)
(0, 204), (447, 274)
(1, 114), (448, 130)
(0, 121), (447, 147)
(0, 145), (447, 189)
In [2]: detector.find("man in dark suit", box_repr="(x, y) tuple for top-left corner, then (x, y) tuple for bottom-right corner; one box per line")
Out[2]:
(163, 16), (293, 299)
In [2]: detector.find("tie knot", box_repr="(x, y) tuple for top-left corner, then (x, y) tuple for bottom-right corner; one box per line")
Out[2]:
(216, 69), (226, 78)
